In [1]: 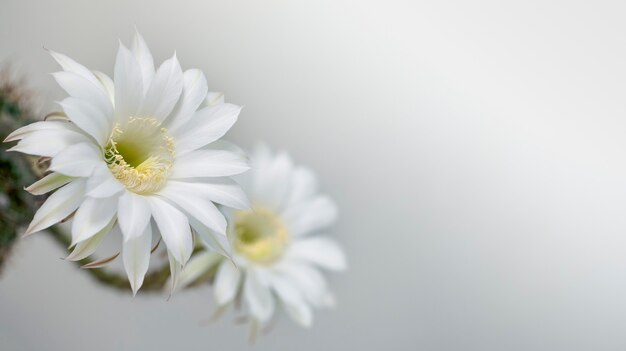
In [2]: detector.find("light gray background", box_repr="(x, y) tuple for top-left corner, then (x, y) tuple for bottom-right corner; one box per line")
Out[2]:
(2, 0), (626, 350)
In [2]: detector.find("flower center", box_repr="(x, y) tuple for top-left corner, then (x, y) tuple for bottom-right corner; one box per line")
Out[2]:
(233, 208), (289, 264)
(104, 117), (174, 194)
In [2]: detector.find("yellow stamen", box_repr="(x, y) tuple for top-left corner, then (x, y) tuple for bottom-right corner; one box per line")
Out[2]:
(104, 117), (174, 194)
(233, 208), (289, 264)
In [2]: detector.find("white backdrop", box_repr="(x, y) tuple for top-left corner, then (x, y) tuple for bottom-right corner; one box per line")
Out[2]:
(2, 1), (626, 350)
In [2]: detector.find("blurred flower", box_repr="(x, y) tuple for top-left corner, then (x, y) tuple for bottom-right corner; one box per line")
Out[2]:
(180, 145), (346, 330)
(3, 31), (250, 294)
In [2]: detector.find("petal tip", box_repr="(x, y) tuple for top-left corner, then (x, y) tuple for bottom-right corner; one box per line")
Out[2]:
(22, 225), (37, 237)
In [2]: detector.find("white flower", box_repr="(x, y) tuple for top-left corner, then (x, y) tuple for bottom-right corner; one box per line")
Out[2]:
(4, 31), (250, 294)
(180, 145), (346, 328)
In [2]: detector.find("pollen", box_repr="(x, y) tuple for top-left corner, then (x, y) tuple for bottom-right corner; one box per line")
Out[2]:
(233, 208), (289, 264)
(104, 117), (174, 194)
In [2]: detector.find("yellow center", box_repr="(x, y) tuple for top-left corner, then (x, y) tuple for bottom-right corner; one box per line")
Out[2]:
(104, 117), (174, 194)
(233, 208), (289, 264)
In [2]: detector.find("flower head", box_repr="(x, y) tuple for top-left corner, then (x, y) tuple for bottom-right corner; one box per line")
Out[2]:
(4, 31), (250, 294)
(180, 145), (346, 329)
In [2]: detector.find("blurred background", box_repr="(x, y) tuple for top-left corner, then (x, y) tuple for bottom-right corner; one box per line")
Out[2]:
(2, 0), (626, 350)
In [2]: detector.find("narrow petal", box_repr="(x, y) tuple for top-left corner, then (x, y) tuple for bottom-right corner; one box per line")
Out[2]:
(81, 252), (119, 269)
(52, 71), (113, 118)
(114, 43), (143, 122)
(207, 139), (248, 156)
(138, 54), (183, 122)
(25, 173), (73, 195)
(251, 151), (294, 211)
(165, 179), (249, 210)
(25, 179), (86, 235)
(285, 237), (347, 271)
(4, 120), (78, 142)
(117, 191), (151, 241)
(148, 196), (193, 265)
(214, 260), (241, 305)
(48, 50), (101, 88)
(66, 218), (116, 261)
(203, 91), (224, 107)
(158, 184), (227, 234)
(172, 103), (241, 155)
(178, 251), (222, 290)
(171, 149), (250, 179)
(71, 195), (118, 245)
(270, 275), (313, 327)
(85, 164), (124, 198)
(8, 128), (91, 157)
(275, 262), (330, 307)
(285, 166), (318, 209)
(282, 195), (338, 236)
(131, 30), (155, 91)
(189, 216), (231, 257)
(49, 142), (102, 177)
(244, 269), (275, 323)
(122, 222), (152, 295)
(60, 97), (111, 146)
(92, 70), (115, 104)
(166, 69), (208, 130)
(168, 248), (183, 294)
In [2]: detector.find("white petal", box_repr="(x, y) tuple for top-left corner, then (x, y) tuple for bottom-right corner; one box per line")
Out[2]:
(275, 262), (330, 307)
(114, 43), (143, 122)
(282, 195), (338, 236)
(52, 71), (113, 118)
(71, 195), (118, 245)
(165, 179), (249, 210)
(204, 91), (224, 107)
(270, 275), (313, 327)
(117, 191), (151, 241)
(66, 218), (115, 261)
(207, 139), (248, 156)
(148, 196), (193, 265)
(8, 128), (91, 157)
(123, 222), (152, 295)
(59, 97), (111, 146)
(214, 260), (241, 305)
(178, 251), (222, 290)
(4, 120), (78, 142)
(138, 54), (183, 122)
(92, 70), (115, 104)
(251, 150), (294, 211)
(189, 217), (231, 257)
(244, 269), (275, 323)
(25, 179), (86, 235)
(285, 237), (347, 271)
(49, 142), (102, 177)
(48, 50), (101, 88)
(158, 183), (227, 234)
(285, 297), (313, 327)
(172, 103), (241, 155)
(131, 30), (155, 91)
(25, 173), (73, 195)
(168, 248), (183, 293)
(166, 69), (208, 130)
(285, 166), (318, 209)
(171, 149), (250, 179)
(85, 164), (124, 198)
